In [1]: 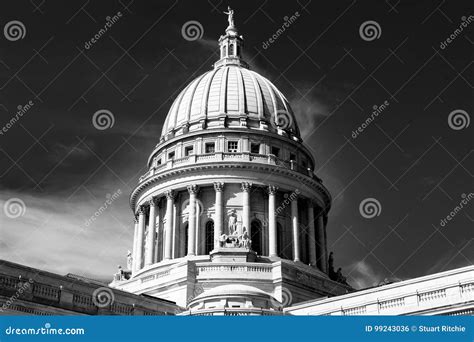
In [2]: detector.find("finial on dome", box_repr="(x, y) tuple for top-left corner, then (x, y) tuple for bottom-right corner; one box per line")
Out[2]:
(214, 6), (249, 69)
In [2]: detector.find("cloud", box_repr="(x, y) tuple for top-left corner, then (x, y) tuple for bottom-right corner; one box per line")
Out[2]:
(0, 188), (132, 282)
(346, 260), (386, 289)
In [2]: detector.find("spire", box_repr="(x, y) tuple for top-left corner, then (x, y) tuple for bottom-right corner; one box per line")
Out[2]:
(214, 6), (249, 69)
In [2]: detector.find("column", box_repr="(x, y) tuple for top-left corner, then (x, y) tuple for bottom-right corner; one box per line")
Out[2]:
(187, 185), (199, 256)
(316, 212), (328, 273)
(136, 205), (146, 269)
(132, 217), (139, 272)
(164, 191), (175, 260)
(291, 197), (300, 262)
(241, 182), (252, 235)
(307, 201), (317, 266)
(268, 185), (278, 257)
(213, 182), (224, 249)
(145, 198), (157, 266)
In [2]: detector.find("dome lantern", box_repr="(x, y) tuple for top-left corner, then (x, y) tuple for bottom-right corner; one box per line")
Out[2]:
(214, 7), (249, 69)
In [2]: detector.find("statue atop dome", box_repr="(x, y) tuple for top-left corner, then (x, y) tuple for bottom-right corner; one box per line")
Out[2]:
(223, 6), (235, 29)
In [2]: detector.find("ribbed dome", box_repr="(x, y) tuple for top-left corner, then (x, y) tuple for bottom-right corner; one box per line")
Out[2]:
(160, 65), (301, 140)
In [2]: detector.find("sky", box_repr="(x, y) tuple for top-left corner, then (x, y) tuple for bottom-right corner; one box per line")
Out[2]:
(0, 0), (472, 289)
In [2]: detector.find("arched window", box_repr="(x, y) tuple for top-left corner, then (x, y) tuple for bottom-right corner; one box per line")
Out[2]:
(236, 45), (240, 57)
(205, 220), (214, 254)
(228, 43), (234, 56)
(251, 219), (262, 255)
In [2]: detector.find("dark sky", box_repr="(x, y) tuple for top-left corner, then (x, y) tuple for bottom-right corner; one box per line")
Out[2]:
(0, 0), (472, 288)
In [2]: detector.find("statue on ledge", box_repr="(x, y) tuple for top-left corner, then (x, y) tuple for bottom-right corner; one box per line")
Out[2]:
(126, 250), (132, 270)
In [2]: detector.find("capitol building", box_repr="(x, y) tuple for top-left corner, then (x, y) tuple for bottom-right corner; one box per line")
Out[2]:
(0, 10), (472, 317)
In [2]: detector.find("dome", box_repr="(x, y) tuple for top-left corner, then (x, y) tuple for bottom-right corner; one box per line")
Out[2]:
(160, 37), (301, 141)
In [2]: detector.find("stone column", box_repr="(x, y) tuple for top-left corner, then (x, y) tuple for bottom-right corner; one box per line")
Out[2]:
(307, 201), (317, 266)
(291, 197), (300, 262)
(241, 182), (252, 235)
(164, 191), (175, 260)
(187, 185), (199, 256)
(316, 212), (328, 273)
(136, 205), (146, 269)
(268, 185), (278, 257)
(213, 182), (224, 249)
(132, 217), (139, 272)
(145, 198), (157, 266)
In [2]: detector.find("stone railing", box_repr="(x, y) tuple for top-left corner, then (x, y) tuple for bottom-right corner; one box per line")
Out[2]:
(285, 266), (474, 316)
(141, 270), (171, 283)
(196, 263), (273, 276)
(183, 307), (282, 316)
(140, 151), (315, 182)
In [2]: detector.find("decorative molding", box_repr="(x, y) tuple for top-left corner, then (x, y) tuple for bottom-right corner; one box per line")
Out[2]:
(137, 206), (147, 215)
(267, 185), (278, 195)
(148, 197), (159, 207)
(164, 190), (175, 200)
(187, 184), (199, 194)
(241, 182), (252, 192)
(213, 182), (225, 192)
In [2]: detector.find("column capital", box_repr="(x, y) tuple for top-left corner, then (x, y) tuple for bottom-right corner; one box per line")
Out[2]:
(187, 184), (199, 194)
(267, 185), (278, 195)
(148, 197), (159, 207)
(137, 205), (147, 215)
(241, 182), (252, 192)
(133, 216), (138, 224)
(213, 182), (225, 192)
(164, 190), (175, 200)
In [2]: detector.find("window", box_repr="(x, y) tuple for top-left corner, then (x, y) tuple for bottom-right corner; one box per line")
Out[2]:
(228, 43), (234, 56)
(185, 146), (194, 156)
(250, 143), (260, 154)
(205, 142), (215, 154)
(168, 151), (175, 160)
(289, 153), (296, 161)
(157, 158), (162, 165)
(205, 220), (214, 254)
(251, 220), (263, 255)
(271, 146), (280, 157)
(227, 141), (238, 153)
